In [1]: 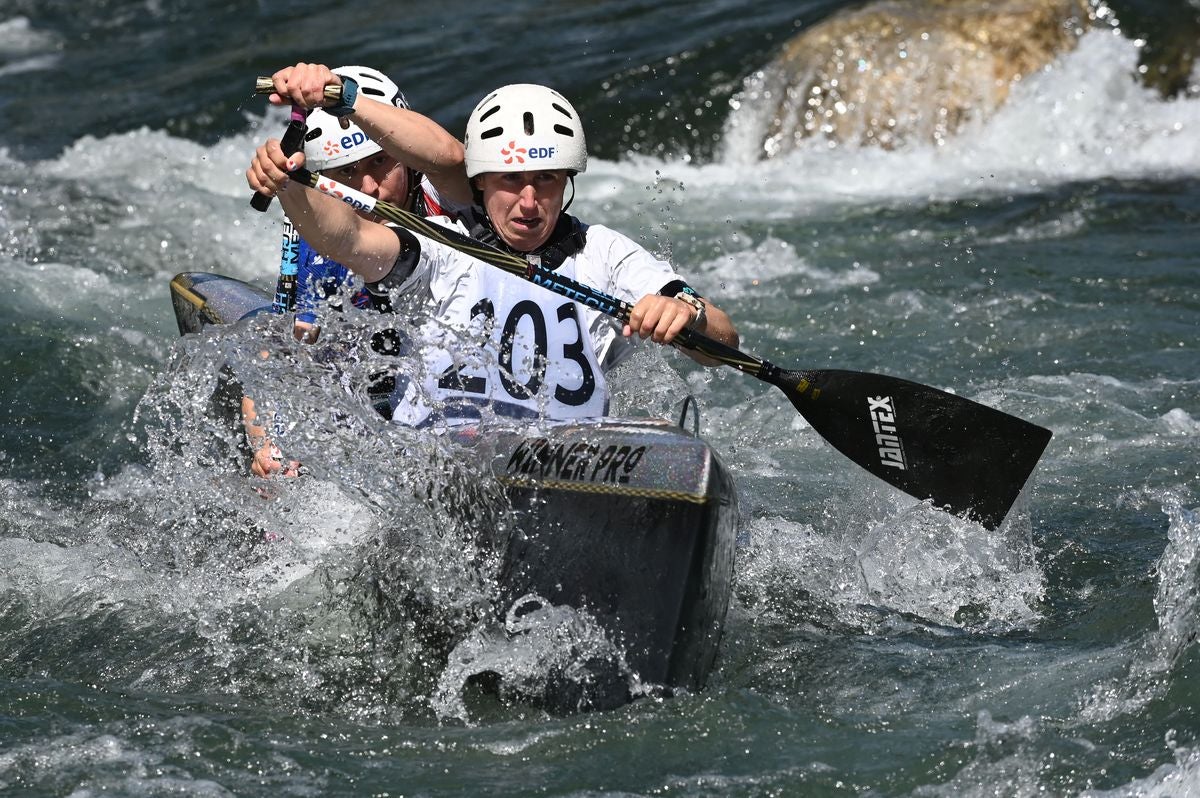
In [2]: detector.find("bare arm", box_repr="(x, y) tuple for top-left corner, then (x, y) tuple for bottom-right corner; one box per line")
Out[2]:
(241, 395), (300, 478)
(348, 99), (471, 207)
(266, 62), (471, 207)
(246, 138), (403, 283)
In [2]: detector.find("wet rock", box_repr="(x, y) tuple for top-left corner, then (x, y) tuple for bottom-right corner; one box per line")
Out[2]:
(736, 0), (1104, 156)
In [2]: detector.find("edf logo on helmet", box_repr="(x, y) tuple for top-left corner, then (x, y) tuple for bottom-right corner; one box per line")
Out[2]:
(323, 130), (372, 158)
(500, 140), (557, 166)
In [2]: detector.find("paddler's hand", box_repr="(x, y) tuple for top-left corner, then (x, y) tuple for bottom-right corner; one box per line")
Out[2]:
(250, 439), (302, 479)
(246, 138), (306, 198)
(624, 294), (698, 346)
(242, 394), (302, 479)
(266, 62), (342, 109)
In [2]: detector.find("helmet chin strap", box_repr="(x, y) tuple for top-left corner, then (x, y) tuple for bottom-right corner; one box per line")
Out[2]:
(561, 175), (577, 214)
(461, 201), (586, 271)
(404, 167), (422, 211)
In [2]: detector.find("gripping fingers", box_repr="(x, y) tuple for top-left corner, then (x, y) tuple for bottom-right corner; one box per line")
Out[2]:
(247, 140), (296, 196)
(655, 302), (691, 345)
(272, 62), (338, 108)
(626, 296), (692, 345)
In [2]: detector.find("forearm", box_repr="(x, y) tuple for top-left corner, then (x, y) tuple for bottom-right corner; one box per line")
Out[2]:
(681, 300), (739, 367)
(349, 99), (472, 205)
(241, 395), (303, 478)
(277, 184), (401, 282)
(241, 394), (278, 477)
(241, 395), (269, 448)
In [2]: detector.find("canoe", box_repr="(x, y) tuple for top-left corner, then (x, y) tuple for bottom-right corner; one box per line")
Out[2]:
(168, 271), (739, 708)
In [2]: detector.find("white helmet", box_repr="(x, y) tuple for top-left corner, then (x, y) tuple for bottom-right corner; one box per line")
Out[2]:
(464, 84), (587, 178)
(303, 65), (409, 172)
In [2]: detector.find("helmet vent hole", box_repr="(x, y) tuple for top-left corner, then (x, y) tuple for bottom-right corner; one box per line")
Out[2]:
(553, 124), (575, 137)
(523, 112), (535, 135)
(551, 102), (572, 118)
(479, 126), (504, 140)
(478, 105), (501, 123)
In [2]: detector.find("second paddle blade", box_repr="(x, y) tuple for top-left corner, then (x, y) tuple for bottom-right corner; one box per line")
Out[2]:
(773, 368), (1052, 530)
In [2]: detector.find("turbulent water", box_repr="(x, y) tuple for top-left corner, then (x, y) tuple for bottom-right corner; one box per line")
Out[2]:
(2, 0), (1200, 794)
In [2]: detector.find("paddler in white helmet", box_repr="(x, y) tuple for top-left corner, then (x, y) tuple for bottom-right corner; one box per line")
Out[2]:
(271, 63), (472, 342)
(243, 63), (473, 475)
(247, 78), (738, 427)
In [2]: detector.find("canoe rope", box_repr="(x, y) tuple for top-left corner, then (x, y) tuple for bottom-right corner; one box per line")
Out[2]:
(497, 475), (712, 505)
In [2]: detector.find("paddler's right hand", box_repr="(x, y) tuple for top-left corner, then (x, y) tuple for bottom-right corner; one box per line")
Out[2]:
(264, 62), (342, 109)
(246, 138), (306, 199)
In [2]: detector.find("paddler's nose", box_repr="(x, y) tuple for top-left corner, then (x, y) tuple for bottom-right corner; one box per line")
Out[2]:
(517, 182), (538, 211)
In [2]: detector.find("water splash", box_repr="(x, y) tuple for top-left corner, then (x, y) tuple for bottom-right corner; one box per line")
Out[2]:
(0, 305), (520, 718)
(1081, 737), (1200, 797)
(910, 710), (1048, 797)
(1078, 491), (1200, 724)
(716, 29), (1200, 200)
(434, 593), (636, 722)
(734, 488), (1045, 634)
(98, 303), (698, 719)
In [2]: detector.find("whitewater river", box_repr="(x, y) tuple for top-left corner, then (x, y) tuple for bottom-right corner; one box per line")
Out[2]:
(1, 0), (1199, 794)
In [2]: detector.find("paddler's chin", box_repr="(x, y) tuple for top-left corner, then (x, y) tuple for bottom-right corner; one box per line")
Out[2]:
(498, 216), (551, 251)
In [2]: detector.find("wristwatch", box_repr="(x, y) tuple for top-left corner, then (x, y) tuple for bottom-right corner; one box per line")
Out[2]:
(327, 76), (359, 118)
(674, 291), (706, 330)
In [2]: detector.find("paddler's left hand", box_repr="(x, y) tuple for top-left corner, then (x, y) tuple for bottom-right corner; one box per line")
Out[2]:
(625, 293), (739, 367)
(624, 294), (699, 346)
(250, 440), (302, 479)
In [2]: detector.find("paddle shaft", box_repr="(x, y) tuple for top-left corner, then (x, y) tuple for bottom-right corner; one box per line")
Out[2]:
(251, 104), (309, 213)
(251, 79), (328, 311)
(286, 167), (782, 382)
(254, 78), (342, 104)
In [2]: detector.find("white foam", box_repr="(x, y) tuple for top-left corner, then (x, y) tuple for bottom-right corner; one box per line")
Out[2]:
(1159, 408), (1200, 435)
(1077, 494), (1200, 725)
(30, 111), (288, 286)
(734, 488), (1046, 631)
(0, 17), (59, 57)
(685, 235), (880, 297)
(1081, 743), (1200, 797)
(701, 31), (1200, 210)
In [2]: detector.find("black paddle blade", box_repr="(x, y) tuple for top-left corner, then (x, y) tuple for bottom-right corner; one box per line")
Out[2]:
(771, 368), (1052, 530)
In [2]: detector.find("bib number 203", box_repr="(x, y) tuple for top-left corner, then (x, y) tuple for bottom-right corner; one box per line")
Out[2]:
(437, 298), (596, 407)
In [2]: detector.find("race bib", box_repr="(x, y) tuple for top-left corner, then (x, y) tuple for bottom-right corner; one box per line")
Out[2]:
(390, 265), (608, 426)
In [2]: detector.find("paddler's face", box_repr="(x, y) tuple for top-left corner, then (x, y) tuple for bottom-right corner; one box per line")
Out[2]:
(477, 170), (568, 252)
(329, 154), (409, 209)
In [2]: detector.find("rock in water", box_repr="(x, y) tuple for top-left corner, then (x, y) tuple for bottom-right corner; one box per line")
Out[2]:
(732, 0), (1104, 156)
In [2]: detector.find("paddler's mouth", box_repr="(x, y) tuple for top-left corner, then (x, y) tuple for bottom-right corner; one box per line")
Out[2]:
(512, 216), (543, 230)
(498, 211), (554, 251)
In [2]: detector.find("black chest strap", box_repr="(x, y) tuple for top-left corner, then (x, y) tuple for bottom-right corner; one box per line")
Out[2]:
(461, 206), (587, 271)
